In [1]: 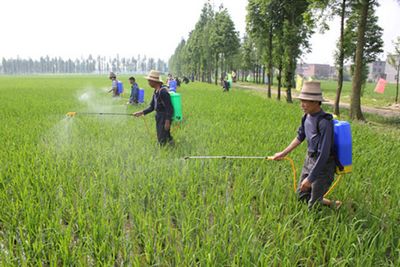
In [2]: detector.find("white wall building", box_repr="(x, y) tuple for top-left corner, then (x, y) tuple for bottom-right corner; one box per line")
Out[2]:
(385, 55), (399, 84)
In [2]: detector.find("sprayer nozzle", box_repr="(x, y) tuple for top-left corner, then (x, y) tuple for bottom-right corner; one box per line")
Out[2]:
(66, 112), (77, 117)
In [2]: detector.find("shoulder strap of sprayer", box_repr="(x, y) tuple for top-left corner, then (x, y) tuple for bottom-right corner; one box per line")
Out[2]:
(155, 86), (170, 109)
(301, 113), (344, 171)
(301, 112), (332, 135)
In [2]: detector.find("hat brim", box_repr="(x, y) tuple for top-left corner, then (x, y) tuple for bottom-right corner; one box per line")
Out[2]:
(145, 76), (163, 83)
(296, 94), (326, 102)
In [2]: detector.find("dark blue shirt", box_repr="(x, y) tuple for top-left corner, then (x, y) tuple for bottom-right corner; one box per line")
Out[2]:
(297, 110), (333, 183)
(130, 82), (139, 101)
(143, 87), (173, 120)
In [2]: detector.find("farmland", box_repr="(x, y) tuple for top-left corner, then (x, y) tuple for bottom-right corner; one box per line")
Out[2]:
(0, 75), (399, 265)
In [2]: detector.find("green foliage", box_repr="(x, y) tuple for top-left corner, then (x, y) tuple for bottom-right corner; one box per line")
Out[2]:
(343, 4), (383, 66)
(0, 75), (399, 265)
(246, 0), (315, 100)
(168, 3), (240, 82)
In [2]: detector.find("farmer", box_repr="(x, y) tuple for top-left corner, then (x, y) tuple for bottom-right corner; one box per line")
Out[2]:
(271, 81), (341, 209)
(222, 76), (230, 92)
(133, 70), (174, 146)
(166, 73), (173, 87)
(128, 76), (139, 104)
(108, 72), (119, 97)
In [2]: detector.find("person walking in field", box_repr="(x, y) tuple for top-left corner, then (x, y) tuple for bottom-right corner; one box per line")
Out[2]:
(108, 72), (119, 97)
(271, 81), (341, 210)
(133, 70), (174, 146)
(222, 76), (230, 92)
(128, 76), (139, 104)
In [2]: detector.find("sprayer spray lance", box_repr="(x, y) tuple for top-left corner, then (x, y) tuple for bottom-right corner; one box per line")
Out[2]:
(184, 155), (273, 160)
(66, 112), (133, 117)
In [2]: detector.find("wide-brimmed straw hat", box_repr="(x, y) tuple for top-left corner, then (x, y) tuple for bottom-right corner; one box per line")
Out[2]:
(145, 70), (163, 83)
(297, 81), (325, 102)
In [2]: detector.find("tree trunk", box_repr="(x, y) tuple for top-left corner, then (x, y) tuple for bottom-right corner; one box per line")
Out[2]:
(214, 55), (219, 85)
(396, 62), (399, 103)
(267, 27), (273, 98)
(350, 0), (369, 120)
(334, 0), (346, 116)
(262, 66), (266, 85)
(285, 58), (294, 103)
(277, 64), (282, 101)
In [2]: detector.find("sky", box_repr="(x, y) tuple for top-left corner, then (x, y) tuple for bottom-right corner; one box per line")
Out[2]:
(1, 0), (399, 65)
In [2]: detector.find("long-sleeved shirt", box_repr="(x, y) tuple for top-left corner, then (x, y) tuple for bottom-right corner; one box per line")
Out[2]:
(143, 87), (173, 120)
(297, 110), (333, 183)
(129, 82), (139, 101)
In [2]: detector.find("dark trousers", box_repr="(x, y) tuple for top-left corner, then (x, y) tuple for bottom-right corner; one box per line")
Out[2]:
(298, 154), (335, 208)
(155, 113), (173, 145)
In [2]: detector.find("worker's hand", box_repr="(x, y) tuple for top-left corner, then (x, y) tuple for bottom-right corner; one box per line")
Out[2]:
(133, 111), (144, 117)
(300, 178), (312, 192)
(164, 120), (171, 131)
(271, 151), (286, 160)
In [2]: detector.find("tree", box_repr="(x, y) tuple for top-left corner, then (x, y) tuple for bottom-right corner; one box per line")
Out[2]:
(210, 7), (240, 85)
(281, 0), (313, 103)
(239, 34), (257, 82)
(313, 0), (350, 115)
(334, 0), (350, 116)
(388, 37), (400, 103)
(247, 0), (312, 102)
(348, 0), (382, 120)
(247, 0), (273, 96)
(169, 3), (239, 84)
(247, 0), (285, 97)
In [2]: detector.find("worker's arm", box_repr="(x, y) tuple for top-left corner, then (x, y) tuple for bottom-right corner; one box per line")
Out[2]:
(272, 119), (305, 160)
(271, 137), (302, 160)
(134, 92), (154, 117)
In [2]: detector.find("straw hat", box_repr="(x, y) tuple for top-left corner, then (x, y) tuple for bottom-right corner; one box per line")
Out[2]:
(298, 81), (325, 102)
(145, 70), (163, 83)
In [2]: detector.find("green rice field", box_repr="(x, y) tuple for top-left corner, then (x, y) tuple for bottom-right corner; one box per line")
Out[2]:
(0, 75), (399, 265)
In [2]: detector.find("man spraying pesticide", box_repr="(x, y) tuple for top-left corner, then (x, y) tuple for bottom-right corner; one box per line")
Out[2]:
(133, 70), (174, 146)
(108, 72), (123, 97)
(271, 81), (346, 210)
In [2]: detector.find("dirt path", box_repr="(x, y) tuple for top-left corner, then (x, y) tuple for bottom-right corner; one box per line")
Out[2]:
(234, 83), (400, 118)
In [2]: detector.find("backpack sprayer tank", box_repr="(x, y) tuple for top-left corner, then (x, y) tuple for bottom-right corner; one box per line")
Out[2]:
(333, 120), (352, 174)
(138, 88), (145, 103)
(169, 92), (183, 122)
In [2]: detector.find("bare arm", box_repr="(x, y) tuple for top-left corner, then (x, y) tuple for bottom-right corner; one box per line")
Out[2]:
(271, 137), (302, 160)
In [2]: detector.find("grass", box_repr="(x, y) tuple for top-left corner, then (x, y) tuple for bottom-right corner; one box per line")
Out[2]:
(0, 75), (399, 265)
(319, 80), (398, 107)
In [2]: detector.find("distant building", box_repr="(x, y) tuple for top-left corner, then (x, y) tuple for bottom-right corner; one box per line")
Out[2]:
(385, 55), (399, 84)
(367, 61), (386, 82)
(296, 63), (335, 79)
(329, 66), (338, 79)
(295, 58), (399, 83)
